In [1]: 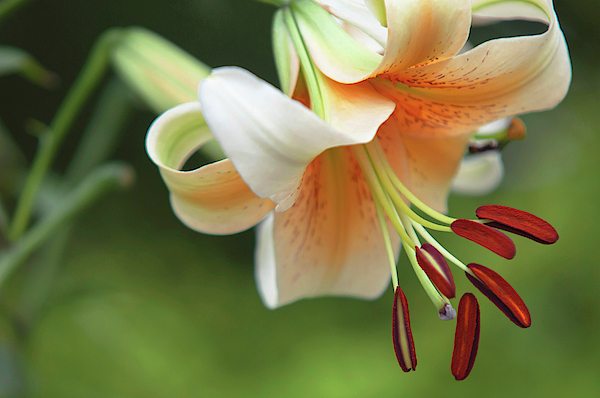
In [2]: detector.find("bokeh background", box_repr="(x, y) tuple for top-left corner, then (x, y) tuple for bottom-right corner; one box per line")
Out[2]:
(1, 0), (599, 396)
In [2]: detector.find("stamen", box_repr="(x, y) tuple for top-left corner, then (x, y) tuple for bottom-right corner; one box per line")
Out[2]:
(373, 194), (399, 289)
(401, 214), (451, 314)
(392, 286), (417, 372)
(466, 263), (531, 328)
(364, 141), (451, 232)
(451, 219), (516, 259)
(451, 293), (480, 381)
(352, 146), (414, 248)
(416, 243), (456, 299)
(476, 205), (559, 244)
(410, 221), (471, 273)
(370, 138), (456, 226)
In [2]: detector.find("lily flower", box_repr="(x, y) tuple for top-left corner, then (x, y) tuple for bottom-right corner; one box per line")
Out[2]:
(146, 0), (570, 379)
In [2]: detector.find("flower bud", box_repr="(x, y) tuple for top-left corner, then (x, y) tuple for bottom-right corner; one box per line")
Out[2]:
(111, 27), (211, 114)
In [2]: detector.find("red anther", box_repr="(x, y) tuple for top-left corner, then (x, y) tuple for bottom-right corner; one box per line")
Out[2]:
(392, 286), (417, 372)
(476, 205), (558, 244)
(466, 264), (531, 328)
(416, 244), (456, 298)
(451, 219), (516, 259)
(451, 293), (480, 381)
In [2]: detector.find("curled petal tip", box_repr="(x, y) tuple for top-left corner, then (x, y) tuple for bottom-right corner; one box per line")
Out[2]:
(476, 205), (558, 244)
(451, 219), (516, 259)
(466, 264), (531, 328)
(392, 287), (417, 372)
(416, 244), (456, 298)
(451, 293), (480, 381)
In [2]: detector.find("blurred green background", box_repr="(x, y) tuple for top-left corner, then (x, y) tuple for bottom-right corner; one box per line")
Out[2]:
(1, 0), (599, 396)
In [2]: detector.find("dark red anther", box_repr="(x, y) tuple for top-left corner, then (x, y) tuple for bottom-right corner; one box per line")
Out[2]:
(392, 286), (417, 372)
(476, 205), (558, 244)
(451, 293), (480, 381)
(466, 263), (531, 328)
(416, 244), (455, 298)
(451, 219), (516, 259)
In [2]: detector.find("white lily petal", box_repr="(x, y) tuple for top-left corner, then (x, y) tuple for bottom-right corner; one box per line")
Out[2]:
(255, 147), (402, 308)
(378, 0), (471, 72)
(472, 0), (549, 25)
(299, 0), (471, 83)
(292, 0), (382, 83)
(198, 66), (390, 211)
(476, 117), (512, 137)
(451, 151), (504, 196)
(364, 0), (387, 26)
(316, 0), (388, 46)
(146, 102), (274, 234)
(339, 21), (385, 55)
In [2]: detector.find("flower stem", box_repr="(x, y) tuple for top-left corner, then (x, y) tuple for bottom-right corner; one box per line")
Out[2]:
(0, 163), (134, 288)
(8, 28), (123, 241)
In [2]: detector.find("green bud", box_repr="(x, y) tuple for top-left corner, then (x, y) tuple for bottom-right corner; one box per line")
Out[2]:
(111, 27), (211, 114)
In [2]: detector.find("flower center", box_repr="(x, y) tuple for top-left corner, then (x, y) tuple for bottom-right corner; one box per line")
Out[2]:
(351, 135), (558, 322)
(351, 137), (470, 318)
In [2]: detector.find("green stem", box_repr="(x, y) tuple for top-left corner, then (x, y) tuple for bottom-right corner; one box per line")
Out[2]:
(8, 28), (123, 241)
(64, 77), (133, 185)
(0, 163), (133, 288)
(283, 6), (325, 118)
(0, 0), (33, 23)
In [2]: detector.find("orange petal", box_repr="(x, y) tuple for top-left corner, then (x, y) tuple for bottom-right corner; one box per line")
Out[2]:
(398, 131), (471, 213)
(451, 293), (480, 381)
(371, 0), (570, 139)
(254, 146), (404, 308)
(466, 263), (531, 328)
